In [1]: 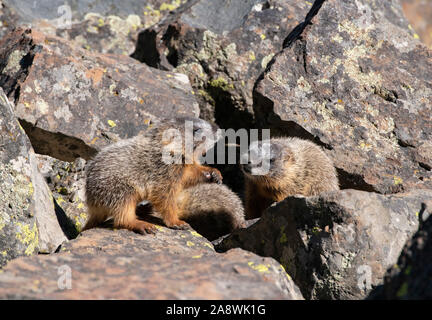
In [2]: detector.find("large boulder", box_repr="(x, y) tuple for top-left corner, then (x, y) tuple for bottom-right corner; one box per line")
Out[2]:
(0, 28), (199, 161)
(253, 0), (432, 193)
(1, 0), (189, 55)
(0, 88), (67, 267)
(217, 189), (432, 299)
(370, 212), (432, 299)
(132, 0), (310, 128)
(0, 227), (303, 299)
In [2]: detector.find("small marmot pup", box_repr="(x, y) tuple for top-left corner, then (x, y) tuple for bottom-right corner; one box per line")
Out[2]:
(83, 117), (223, 234)
(176, 183), (246, 240)
(241, 137), (339, 219)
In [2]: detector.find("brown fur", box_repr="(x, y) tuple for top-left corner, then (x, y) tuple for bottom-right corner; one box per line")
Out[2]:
(176, 184), (246, 240)
(82, 117), (222, 234)
(242, 137), (339, 219)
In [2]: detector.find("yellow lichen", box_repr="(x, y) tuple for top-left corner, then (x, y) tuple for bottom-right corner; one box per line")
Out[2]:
(394, 176), (403, 185)
(190, 231), (202, 238)
(15, 222), (38, 256)
(248, 262), (270, 273)
(107, 120), (116, 128)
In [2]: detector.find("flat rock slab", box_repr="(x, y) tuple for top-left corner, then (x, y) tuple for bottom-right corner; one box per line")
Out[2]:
(217, 189), (432, 299)
(254, 0), (432, 193)
(0, 28), (199, 161)
(0, 228), (303, 299)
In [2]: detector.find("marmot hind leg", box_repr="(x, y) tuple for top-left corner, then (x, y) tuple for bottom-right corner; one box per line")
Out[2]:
(112, 194), (156, 234)
(82, 205), (109, 231)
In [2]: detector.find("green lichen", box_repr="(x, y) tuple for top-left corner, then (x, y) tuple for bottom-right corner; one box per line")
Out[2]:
(209, 77), (234, 91)
(4, 50), (26, 73)
(279, 226), (288, 244)
(396, 282), (408, 298)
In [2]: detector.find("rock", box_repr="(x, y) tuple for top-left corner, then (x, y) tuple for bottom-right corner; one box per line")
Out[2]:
(0, 28), (199, 161)
(132, 0), (310, 128)
(0, 1), (18, 40)
(1, 0), (190, 55)
(253, 0), (432, 193)
(0, 88), (66, 267)
(217, 189), (432, 299)
(401, 0), (432, 49)
(0, 227), (303, 299)
(370, 212), (432, 299)
(36, 154), (87, 238)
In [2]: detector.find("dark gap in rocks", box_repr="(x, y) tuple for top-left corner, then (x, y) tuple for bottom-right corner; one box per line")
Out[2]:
(53, 197), (79, 240)
(130, 29), (161, 68)
(253, 90), (333, 149)
(372, 85), (398, 103)
(261, 1), (271, 10)
(336, 168), (377, 192)
(397, 137), (416, 148)
(419, 162), (431, 171)
(19, 119), (98, 162)
(161, 25), (180, 68)
(209, 87), (255, 131)
(282, 0), (326, 49)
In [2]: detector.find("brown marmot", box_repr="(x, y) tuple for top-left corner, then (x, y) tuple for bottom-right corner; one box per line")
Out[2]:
(82, 117), (223, 234)
(241, 137), (339, 219)
(176, 183), (245, 240)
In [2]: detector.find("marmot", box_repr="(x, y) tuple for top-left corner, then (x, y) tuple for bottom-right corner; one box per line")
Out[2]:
(176, 183), (246, 240)
(82, 117), (223, 234)
(241, 137), (339, 219)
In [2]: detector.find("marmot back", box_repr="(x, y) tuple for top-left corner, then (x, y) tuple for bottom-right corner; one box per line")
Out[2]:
(177, 183), (246, 240)
(83, 117), (223, 234)
(241, 137), (339, 219)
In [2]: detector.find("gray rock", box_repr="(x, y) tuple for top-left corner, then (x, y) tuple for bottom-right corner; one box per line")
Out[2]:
(0, 228), (304, 299)
(0, 88), (66, 267)
(253, 0), (432, 193)
(217, 189), (432, 299)
(0, 28), (199, 162)
(370, 209), (432, 299)
(133, 0), (310, 128)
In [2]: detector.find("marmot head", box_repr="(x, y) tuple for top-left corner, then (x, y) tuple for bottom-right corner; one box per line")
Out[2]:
(159, 117), (221, 164)
(240, 140), (293, 183)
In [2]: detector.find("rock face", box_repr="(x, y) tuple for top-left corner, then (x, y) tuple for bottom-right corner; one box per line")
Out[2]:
(253, 0), (432, 193)
(2, 0), (188, 55)
(0, 88), (66, 267)
(370, 213), (432, 299)
(0, 28), (199, 161)
(217, 189), (432, 300)
(0, 228), (303, 299)
(133, 0), (310, 128)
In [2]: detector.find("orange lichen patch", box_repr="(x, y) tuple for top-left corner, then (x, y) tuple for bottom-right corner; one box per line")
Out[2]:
(85, 68), (105, 86)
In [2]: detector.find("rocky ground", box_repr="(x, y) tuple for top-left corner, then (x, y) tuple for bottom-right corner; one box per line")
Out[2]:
(0, 0), (431, 300)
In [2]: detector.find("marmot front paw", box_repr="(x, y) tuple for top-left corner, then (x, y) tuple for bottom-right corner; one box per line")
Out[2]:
(203, 168), (222, 184)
